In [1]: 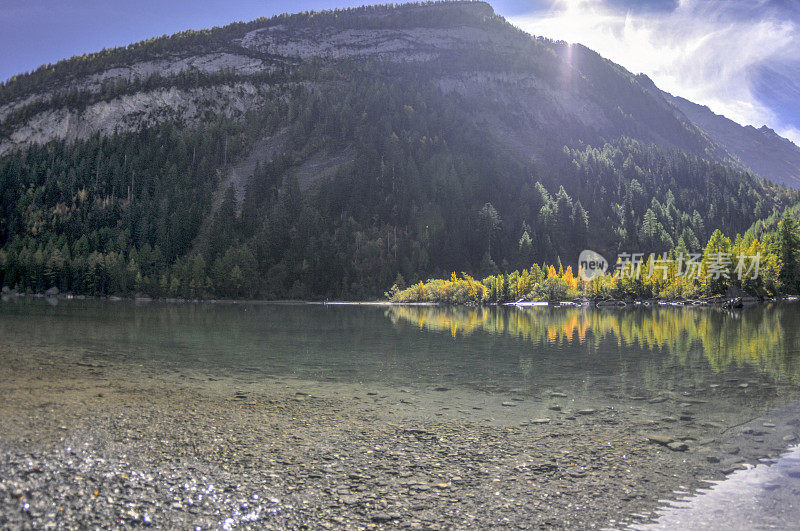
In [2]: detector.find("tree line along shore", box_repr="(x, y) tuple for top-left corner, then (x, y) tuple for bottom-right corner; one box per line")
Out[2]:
(387, 213), (800, 304)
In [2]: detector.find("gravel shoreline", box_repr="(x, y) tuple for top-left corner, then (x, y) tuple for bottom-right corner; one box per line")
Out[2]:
(2, 345), (799, 529)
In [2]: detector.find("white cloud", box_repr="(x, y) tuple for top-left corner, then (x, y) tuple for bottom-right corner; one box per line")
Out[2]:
(510, 0), (800, 145)
(780, 127), (800, 146)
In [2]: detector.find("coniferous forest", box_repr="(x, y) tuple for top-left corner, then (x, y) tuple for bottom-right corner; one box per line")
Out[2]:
(1, 74), (798, 299)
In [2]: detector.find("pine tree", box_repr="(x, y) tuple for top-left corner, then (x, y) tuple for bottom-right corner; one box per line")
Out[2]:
(518, 229), (533, 266)
(478, 203), (501, 257)
(701, 229), (733, 296)
(778, 213), (800, 293)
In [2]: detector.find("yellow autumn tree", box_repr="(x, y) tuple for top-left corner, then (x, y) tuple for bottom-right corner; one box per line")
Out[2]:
(562, 266), (578, 291)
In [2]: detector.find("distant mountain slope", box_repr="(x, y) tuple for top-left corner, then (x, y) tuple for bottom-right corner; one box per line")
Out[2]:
(0, 1), (797, 299)
(665, 93), (800, 187)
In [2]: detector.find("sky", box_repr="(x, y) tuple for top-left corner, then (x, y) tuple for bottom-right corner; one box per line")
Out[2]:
(511, 0), (800, 144)
(1, 0), (798, 144)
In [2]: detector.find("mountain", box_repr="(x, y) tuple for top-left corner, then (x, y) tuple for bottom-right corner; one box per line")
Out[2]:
(664, 92), (800, 187)
(0, 2), (710, 158)
(0, 1), (797, 299)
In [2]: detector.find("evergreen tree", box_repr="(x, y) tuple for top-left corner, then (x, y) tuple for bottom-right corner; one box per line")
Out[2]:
(778, 213), (800, 293)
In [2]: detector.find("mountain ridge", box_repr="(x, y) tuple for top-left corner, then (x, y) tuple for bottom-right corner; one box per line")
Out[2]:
(664, 92), (800, 187)
(2, 1), (797, 186)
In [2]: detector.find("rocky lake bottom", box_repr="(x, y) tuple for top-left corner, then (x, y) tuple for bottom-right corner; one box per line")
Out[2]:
(2, 347), (800, 528)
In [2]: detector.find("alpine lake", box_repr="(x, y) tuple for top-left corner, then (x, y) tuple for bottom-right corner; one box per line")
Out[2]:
(2, 297), (800, 528)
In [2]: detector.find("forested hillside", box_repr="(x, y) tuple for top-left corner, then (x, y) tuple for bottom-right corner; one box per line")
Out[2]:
(0, 2), (797, 299)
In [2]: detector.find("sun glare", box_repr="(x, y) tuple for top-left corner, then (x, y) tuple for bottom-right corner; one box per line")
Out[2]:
(511, 0), (800, 144)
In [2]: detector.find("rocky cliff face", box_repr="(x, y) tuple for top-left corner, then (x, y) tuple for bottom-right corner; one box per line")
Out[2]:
(4, 83), (272, 154)
(1, 1), (797, 186)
